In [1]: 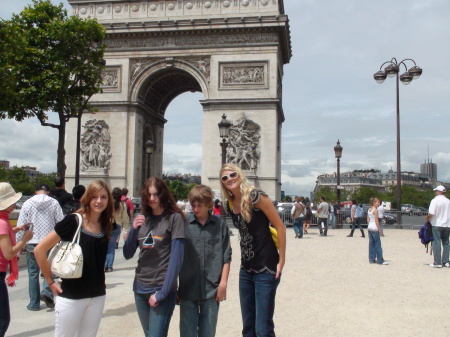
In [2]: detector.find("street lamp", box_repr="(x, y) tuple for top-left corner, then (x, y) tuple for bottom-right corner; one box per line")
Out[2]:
(75, 108), (88, 186)
(145, 140), (155, 179)
(218, 114), (232, 166)
(374, 57), (422, 228)
(218, 114), (232, 224)
(74, 58), (106, 185)
(334, 140), (343, 229)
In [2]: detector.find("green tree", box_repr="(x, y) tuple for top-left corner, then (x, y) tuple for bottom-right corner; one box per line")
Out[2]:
(0, 0), (106, 178)
(164, 180), (197, 200)
(0, 167), (56, 195)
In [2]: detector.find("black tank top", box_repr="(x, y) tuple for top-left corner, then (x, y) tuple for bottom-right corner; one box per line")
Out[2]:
(231, 189), (279, 274)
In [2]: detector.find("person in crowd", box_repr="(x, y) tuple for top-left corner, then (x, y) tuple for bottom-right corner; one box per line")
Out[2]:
(220, 163), (286, 337)
(367, 197), (388, 265)
(178, 185), (231, 337)
(49, 177), (73, 208)
(123, 177), (186, 337)
(61, 185), (86, 215)
(425, 185), (450, 268)
(377, 200), (385, 237)
(16, 184), (64, 311)
(0, 183), (33, 337)
(120, 188), (135, 246)
(213, 199), (222, 219)
(184, 200), (193, 215)
(105, 188), (129, 272)
(317, 196), (329, 236)
(347, 199), (365, 238)
(34, 180), (114, 337)
(329, 200), (336, 229)
(333, 201), (341, 228)
(291, 196), (304, 238)
(303, 197), (313, 234)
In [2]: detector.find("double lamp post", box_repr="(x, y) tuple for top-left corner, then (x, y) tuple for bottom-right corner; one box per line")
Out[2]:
(373, 58), (422, 228)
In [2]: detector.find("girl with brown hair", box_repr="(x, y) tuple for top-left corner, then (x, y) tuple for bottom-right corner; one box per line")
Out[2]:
(35, 180), (114, 337)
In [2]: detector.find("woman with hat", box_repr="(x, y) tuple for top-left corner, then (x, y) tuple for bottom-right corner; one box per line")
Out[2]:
(0, 183), (33, 337)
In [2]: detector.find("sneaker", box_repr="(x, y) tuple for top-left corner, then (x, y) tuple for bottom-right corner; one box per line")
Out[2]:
(381, 261), (389, 265)
(428, 264), (442, 268)
(27, 305), (40, 311)
(40, 294), (55, 309)
(346, 235), (353, 237)
(444, 263), (450, 268)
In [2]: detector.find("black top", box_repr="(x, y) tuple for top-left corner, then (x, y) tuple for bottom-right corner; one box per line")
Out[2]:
(231, 189), (279, 274)
(178, 213), (232, 301)
(54, 214), (108, 299)
(50, 189), (73, 207)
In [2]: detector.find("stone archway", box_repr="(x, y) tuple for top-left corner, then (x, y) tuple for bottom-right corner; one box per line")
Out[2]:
(65, 0), (291, 199)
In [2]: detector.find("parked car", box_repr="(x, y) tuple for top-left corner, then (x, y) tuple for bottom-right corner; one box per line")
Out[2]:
(412, 206), (428, 216)
(339, 208), (396, 226)
(401, 204), (419, 215)
(15, 195), (32, 210)
(277, 203), (294, 226)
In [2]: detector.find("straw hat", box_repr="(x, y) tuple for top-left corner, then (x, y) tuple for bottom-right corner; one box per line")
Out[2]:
(0, 183), (22, 211)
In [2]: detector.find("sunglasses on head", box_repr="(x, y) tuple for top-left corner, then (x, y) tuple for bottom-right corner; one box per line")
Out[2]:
(221, 171), (238, 183)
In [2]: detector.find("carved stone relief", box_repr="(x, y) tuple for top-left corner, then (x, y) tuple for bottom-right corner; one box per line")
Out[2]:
(105, 32), (279, 50)
(101, 66), (121, 92)
(80, 119), (112, 174)
(227, 117), (261, 171)
(130, 56), (210, 83)
(219, 61), (268, 89)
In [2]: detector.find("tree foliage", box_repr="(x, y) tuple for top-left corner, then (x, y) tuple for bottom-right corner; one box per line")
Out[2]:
(0, 0), (106, 177)
(0, 167), (56, 195)
(164, 180), (198, 200)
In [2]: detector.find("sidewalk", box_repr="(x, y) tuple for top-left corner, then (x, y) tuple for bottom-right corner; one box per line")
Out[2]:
(7, 227), (450, 337)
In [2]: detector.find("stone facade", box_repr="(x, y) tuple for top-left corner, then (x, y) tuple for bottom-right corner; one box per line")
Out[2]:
(65, 0), (291, 199)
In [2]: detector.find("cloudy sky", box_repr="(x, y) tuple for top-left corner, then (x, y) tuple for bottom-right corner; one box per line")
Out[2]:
(1, 1), (449, 197)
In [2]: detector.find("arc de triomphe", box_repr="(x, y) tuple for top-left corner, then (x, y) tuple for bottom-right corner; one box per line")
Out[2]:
(65, 0), (291, 199)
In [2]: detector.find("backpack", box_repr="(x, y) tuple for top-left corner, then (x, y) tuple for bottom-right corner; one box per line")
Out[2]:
(61, 200), (80, 216)
(418, 222), (433, 254)
(355, 205), (364, 218)
(123, 197), (131, 218)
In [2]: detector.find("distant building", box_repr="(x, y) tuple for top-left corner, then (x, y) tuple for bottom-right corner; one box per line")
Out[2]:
(0, 160), (41, 178)
(162, 173), (201, 185)
(420, 160), (437, 184)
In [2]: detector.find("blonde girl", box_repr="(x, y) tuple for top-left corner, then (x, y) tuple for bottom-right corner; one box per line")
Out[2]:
(220, 163), (286, 336)
(367, 197), (388, 265)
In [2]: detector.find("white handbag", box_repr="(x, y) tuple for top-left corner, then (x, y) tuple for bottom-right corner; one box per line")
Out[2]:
(48, 213), (84, 279)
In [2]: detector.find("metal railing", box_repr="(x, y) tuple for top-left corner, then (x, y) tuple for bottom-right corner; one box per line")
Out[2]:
(278, 210), (428, 229)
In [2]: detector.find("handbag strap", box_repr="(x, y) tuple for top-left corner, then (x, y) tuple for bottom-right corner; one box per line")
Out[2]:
(72, 213), (83, 245)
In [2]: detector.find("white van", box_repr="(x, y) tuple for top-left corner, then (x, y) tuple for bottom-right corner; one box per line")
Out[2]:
(381, 201), (391, 211)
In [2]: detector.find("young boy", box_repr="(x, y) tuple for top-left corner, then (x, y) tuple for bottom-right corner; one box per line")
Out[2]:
(178, 185), (232, 337)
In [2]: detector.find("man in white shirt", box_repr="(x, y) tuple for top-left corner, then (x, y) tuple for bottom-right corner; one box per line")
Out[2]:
(317, 197), (330, 236)
(17, 184), (64, 310)
(425, 185), (450, 268)
(377, 203), (385, 236)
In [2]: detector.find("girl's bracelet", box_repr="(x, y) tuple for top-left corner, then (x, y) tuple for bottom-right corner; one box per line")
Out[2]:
(48, 281), (55, 286)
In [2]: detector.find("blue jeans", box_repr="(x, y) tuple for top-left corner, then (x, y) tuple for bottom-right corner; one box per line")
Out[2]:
(180, 297), (219, 337)
(134, 291), (176, 337)
(350, 218), (365, 236)
(239, 269), (280, 337)
(329, 213), (336, 229)
(368, 231), (385, 264)
(105, 225), (121, 269)
(26, 244), (53, 310)
(0, 272), (10, 337)
(431, 226), (450, 265)
(292, 218), (303, 238)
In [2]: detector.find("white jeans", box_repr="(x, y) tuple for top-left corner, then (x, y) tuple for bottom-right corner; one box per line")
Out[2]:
(54, 295), (106, 337)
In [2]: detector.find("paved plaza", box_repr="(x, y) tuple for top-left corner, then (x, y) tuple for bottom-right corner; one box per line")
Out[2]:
(7, 226), (450, 337)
